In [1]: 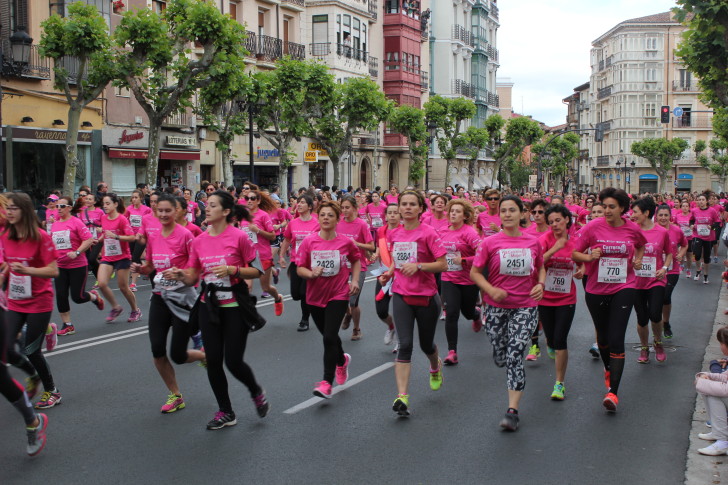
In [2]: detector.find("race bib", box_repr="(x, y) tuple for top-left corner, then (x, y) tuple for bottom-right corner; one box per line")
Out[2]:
(243, 227), (258, 244)
(635, 256), (657, 278)
(545, 267), (573, 294)
(129, 215), (142, 228)
(393, 242), (417, 269)
(597, 257), (627, 283)
(498, 248), (532, 276)
(446, 251), (463, 272)
(371, 215), (383, 228)
(681, 225), (692, 238)
(46, 222), (53, 235)
(204, 273), (232, 301)
(696, 224), (710, 237)
(311, 250), (341, 277)
(295, 233), (307, 247)
(153, 272), (185, 292)
(52, 230), (72, 250)
(104, 238), (122, 256)
(8, 273), (32, 300)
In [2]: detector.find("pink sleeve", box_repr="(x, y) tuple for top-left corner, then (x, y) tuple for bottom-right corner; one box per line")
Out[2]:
(573, 224), (592, 253)
(473, 239), (489, 268)
(296, 239), (311, 268)
(533, 242), (544, 270)
(260, 214), (274, 232)
(428, 230), (447, 259)
(347, 239), (361, 263)
(76, 218), (92, 240)
(283, 224), (293, 240)
(121, 216), (134, 236)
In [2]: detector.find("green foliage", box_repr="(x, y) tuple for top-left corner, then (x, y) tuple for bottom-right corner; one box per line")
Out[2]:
(491, 116), (543, 188)
(631, 138), (689, 191)
(389, 105), (428, 185)
(503, 158), (533, 191)
(423, 96), (477, 185)
(712, 107), (728, 142)
(532, 132), (579, 191)
(674, 1), (728, 108)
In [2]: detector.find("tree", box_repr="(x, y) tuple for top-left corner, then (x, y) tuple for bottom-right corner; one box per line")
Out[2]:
(307, 77), (392, 188)
(113, 0), (248, 186)
(532, 132), (580, 192)
(40, 2), (114, 196)
(388, 105), (428, 187)
(695, 138), (728, 189)
(459, 114), (504, 191)
(254, 59), (333, 192)
(424, 96), (476, 187)
(491, 116), (544, 188)
(674, 1), (728, 108)
(631, 138), (689, 192)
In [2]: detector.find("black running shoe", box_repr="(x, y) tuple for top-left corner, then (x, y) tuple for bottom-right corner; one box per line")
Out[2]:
(253, 390), (270, 418)
(500, 411), (519, 431)
(297, 320), (309, 332)
(664, 322), (673, 339)
(206, 411), (237, 430)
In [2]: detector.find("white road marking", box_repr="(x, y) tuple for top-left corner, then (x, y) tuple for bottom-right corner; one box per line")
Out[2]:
(48, 325), (147, 351)
(44, 330), (149, 357)
(283, 362), (394, 415)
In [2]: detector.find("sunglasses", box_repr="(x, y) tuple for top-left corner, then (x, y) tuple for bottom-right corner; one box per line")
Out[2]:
(57, 204), (70, 209)
(531, 210), (544, 214)
(243, 186), (251, 190)
(244, 196), (258, 201)
(486, 197), (500, 201)
(47, 198), (57, 202)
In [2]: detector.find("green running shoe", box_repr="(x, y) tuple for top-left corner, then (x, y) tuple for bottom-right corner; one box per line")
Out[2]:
(526, 344), (540, 361)
(547, 346), (556, 359)
(429, 359), (443, 391)
(392, 394), (410, 416)
(550, 382), (565, 401)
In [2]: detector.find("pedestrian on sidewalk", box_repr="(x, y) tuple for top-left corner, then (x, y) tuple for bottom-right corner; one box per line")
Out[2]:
(695, 326), (728, 456)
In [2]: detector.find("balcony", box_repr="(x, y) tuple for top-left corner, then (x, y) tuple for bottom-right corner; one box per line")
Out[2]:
(605, 55), (613, 68)
(453, 79), (475, 98)
(597, 155), (609, 167)
(0, 40), (51, 80)
(244, 31), (257, 57)
(368, 56), (379, 77)
(383, 8), (422, 31)
(309, 42), (331, 57)
(336, 43), (368, 62)
(673, 116), (712, 129)
(256, 34), (283, 63)
(58, 56), (88, 85)
(490, 0), (499, 20)
(420, 70), (428, 92)
(452, 24), (474, 47)
(163, 111), (192, 128)
(598, 60), (605, 72)
(384, 61), (423, 86)
(597, 85), (612, 100)
(283, 40), (306, 60)
(369, 0), (378, 19)
(672, 80), (695, 92)
(486, 44), (499, 62)
(281, 0), (305, 7)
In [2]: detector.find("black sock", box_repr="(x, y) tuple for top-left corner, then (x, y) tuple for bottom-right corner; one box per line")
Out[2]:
(608, 354), (625, 394)
(12, 394), (36, 426)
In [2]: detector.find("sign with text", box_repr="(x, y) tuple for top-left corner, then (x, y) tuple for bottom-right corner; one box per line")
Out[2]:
(308, 142), (329, 157)
(166, 135), (196, 147)
(304, 151), (319, 163)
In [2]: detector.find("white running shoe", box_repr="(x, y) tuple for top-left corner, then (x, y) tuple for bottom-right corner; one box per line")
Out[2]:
(698, 441), (728, 456)
(383, 327), (395, 345)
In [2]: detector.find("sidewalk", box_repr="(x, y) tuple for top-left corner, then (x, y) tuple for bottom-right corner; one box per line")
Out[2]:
(685, 279), (727, 485)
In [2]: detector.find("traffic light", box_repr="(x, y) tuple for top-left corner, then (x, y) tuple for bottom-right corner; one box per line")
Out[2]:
(595, 125), (604, 142)
(661, 106), (670, 124)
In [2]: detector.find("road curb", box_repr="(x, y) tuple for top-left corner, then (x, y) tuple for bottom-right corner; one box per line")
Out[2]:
(685, 279), (727, 485)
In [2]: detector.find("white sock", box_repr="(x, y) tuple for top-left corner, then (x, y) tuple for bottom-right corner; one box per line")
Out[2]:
(89, 292), (97, 301)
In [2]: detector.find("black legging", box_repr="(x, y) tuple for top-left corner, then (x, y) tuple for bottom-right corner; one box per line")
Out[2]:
(585, 289), (635, 395)
(634, 286), (665, 327)
(131, 241), (146, 265)
(693, 238), (712, 264)
(55, 266), (92, 313)
(87, 242), (102, 278)
(288, 262), (310, 322)
(663, 274), (679, 304)
(441, 280), (479, 352)
(538, 304), (576, 350)
(148, 294), (190, 364)
(0, 316), (35, 425)
(309, 300), (348, 384)
(392, 293), (441, 363)
(5, 310), (55, 392)
(374, 280), (392, 321)
(198, 305), (261, 414)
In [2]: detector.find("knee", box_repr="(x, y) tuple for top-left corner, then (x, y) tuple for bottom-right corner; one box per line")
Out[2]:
(70, 294), (86, 304)
(322, 333), (340, 349)
(170, 348), (188, 366)
(151, 344), (167, 359)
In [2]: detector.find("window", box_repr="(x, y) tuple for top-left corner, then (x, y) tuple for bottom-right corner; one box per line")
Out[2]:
(229, 2), (238, 21)
(645, 68), (656, 82)
(646, 37), (657, 50)
(312, 15), (328, 49)
(115, 85), (130, 97)
(153, 0), (166, 14)
(644, 103), (656, 118)
(679, 69), (692, 89)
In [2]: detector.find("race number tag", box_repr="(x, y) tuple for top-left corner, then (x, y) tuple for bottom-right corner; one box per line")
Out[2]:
(311, 250), (341, 277)
(393, 242), (418, 269)
(243, 227), (258, 244)
(681, 225), (692, 238)
(446, 251), (462, 272)
(8, 273), (32, 300)
(153, 272), (185, 292)
(635, 256), (657, 278)
(52, 230), (72, 250)
(545, 267), (573, 293)
(204, 273), (232, 301)
(696, 224), (710, 237)
(498, 248), (532, 276)
(129, 215), (142, 228)
(371, 215), (383, 228)
(597, 257), (627, 283)
(46, 223), (53, 235)
(104, 238), (122, 256)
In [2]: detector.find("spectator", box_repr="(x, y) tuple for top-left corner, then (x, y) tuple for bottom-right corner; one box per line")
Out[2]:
(96, 182), (109, 199)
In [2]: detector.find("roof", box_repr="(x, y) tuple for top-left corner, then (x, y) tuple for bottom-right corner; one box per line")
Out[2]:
(619, 12), (674, 25)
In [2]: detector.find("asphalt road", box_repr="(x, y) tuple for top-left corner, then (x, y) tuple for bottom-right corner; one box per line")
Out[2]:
(0, 260), (722, 484)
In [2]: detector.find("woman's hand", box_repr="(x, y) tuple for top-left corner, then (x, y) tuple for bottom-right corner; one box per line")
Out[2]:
(489, 287), (507, 303)
(530, 283), (544, 301)
(400, 262), (419, 276)
(590, 247), (602, 261)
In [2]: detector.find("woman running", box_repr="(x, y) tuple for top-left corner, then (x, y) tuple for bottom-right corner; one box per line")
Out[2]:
(656, 204), (688, 339)
(691, 192), (721, 284)
(75, 193), (104, 282)
(337, 196), (374, 340)
(125, 189), (153, 292)
(421, 194), (449, 234)
(168, 190), (269, 429)
(370, 203), (400, 351)
(2, 192), (62, 409)
(279, 195), (320, 331)
(573, 187), (646, 412)
(270, 198), (291, 284)
(675, 199), (694, 278)
(296, 201), (361, 398)
(365, 191), (387, 237)
(477, 189), (501, 238)
(131, 194), (206, 413)
(52, 195), (105, 336)
(174, 196), (203, 237)
(470, 195), (545, 430)
(379, 190), (447, 416)
(98, 193), (142, 323)
(440, 198), (482, 365)
(524, 199), (550, 361)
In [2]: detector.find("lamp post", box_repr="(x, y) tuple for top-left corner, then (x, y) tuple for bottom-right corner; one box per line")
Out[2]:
(238, 98), (266, 185)
(426, 121), (437, 189)
(627, 160), (636, 193)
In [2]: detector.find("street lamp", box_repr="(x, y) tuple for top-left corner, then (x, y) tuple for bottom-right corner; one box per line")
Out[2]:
(426, 121), (437, 189)
(238, 98), (266, 185)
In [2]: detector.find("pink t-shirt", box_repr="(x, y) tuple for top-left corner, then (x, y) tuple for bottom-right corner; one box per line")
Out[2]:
(146, 224), (193, 294)
(296, 233), (360, 308)
(539, 231), (577, 306)
(100, 214), (134, 262)
(440, 224), (482, 286)
(573, 218), (647, 296)
(664, 224), (688, 276)
(357, 206), (369, 224)
(387, 223), (447, 297)
(421, 212), (449, 234)
(472, 231), (544, 309)
(271, 208), (292, 235)
(477, 212), (502, 237)
(283, 216), (320, 261)
(185, 201), (197, 223)
(674, 212), (694, 240)
(50, 216), (93, 269)
(634, 225), (671, 290)
(524, 224), (549, 237)
(1, 231), (58, 313)
(125, 204), (153, 235)
(337, 217), (373, 271)
(365, 202), (387, 229)
(691, 206), (721, 241)
(385, 194), (399, 205)
(44, 209), (59, 232)
(188, 224), (258, 305)
(140, 214), (162, 242)
(240, 209), (275, 261)
(77, 207), (104, 239)
(181, 221), (203, 238)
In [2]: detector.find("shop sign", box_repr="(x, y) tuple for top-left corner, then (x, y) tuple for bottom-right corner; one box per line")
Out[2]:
(166, 135), (196, 147)
(257, 148), (280, 159)
(308, 142), (329, 157)
(304, 151), (319, 162)
(8, 127), (92, 144)
(119, 130), (144, 144)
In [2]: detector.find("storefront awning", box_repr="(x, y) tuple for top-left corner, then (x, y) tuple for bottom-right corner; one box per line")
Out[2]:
(639, 174), (658, 180)
(678, 174), (693, 180)
(108, 148), (200, 160)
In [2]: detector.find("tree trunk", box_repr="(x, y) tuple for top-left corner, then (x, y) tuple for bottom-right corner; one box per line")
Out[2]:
(146, 120), (163, 187)
(657, 168), (667, 194)
(467, 159), (476, 192)
(62, 106), (82, 197)
(222, 147), (234, 187)
(331, 154), (340, 188)
(445, 159), (452, 187)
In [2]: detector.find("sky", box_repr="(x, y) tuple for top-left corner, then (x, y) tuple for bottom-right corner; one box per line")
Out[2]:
(497, 0), (680, 126)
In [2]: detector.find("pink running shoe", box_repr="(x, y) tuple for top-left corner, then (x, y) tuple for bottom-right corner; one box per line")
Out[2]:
(637, 346), (650, 364)
(45, 323), (58, 352)
(105, 307), (123, 323)
(654, 341), (667, 363)
(472, 317), (483, 333)
(335, 353), (351, 385)
(313, 380), (332, 399)
(128, 309), (143, 322)
(443, 350), (459, 366)
(89, 290), (105, 311)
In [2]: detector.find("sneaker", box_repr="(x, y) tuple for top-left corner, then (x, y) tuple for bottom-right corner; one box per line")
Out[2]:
(603, 392), (619, 412)
(105, 307), (123, 323)
(25, 375), (41, 400)
(160, 394), (185, 413)
(260, 291), (271, 299)
(45, 323), (58, 352)
(392, 394), (410, 416)
(604, 370), (611, 391)
(253, 390), (270, 418)
(551, 382), (565, 401)
(664, 322), (673, 339)
(637, 346), (650, 364)
(589, 343), (600, 359)
(500, 411), (519, 431)
(57, 324), (75, 336)
(713, 256), (720, 264)
(699, 432), (719, 441)
(313, 380), (332, 399)
(272, 268), (280, 285)
(383, 327), (395, 345)
(547, 346), (556, 359)
(686, 269), (691, 279)
(654, 341), (667, 363)
(274, 296), (284, 316)
(92, 281), (99, 290)
(526, 344), (540, 361)
(206, 410), (237, 430)
(698, 441), (728, 456)
(392, 339), (400, 354)
(128, 309), (143, 322)
(89, 290), (104, 311)
(341, 313), (352, 330)
(429, 358), (443, 391)
(297, 320), (309, 332)
(694, 271), (701, 281)
(440, 310), (446, 321)
(472, 317), (483, 333)
(191, 331), (204, 350)
(129, 283), (138, 292)
(335, 353), (351, 386)
(443, 350), (459, 366)
(704, 277), (710, 285)
(26, 413), (48, 457)
(35, 390), (62, 409)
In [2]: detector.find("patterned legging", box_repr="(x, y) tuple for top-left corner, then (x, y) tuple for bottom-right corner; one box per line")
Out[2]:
(485, 306), (538, 391)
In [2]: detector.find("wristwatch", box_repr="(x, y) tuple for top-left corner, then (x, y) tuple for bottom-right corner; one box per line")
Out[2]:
(75, 250), (81, 257)
(662, 266), (668, 271)
(417, 263), (423, 271)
